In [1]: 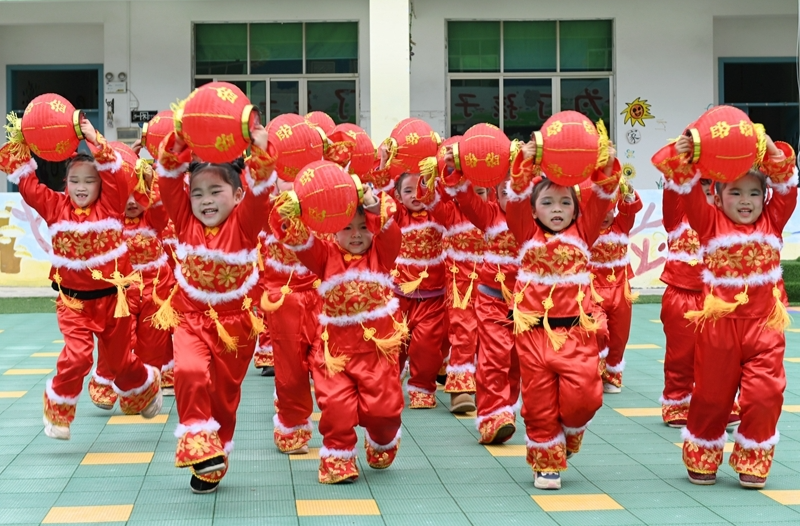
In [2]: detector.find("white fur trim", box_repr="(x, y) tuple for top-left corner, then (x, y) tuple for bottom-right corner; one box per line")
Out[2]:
(445, 222), (480, 238)
(666, 252), (701, 264)
(485, 222), (509, 239)
(132, 252), (169, 273)
(49, 217), (124, 236)
(245, 166), (277, 197)
(767, 169), (799, 195)
(701, 265), (782, 289)
(113, 365), (155, 397)
(95, 151), (123, 173)
(256, 344), (274, 354)
(525, 433), (566, 449)
(594, 232), (630, 246)
(163, 238), (177, 247)
(445, 248), (484, 264)
(598, 347), (609, 359)
(401, 220), (445, 235)
(223, 441), (234, 455)
(517, 268), (591, 287)
(563, 421), (591, 435)
(175, 244), (257, 266)
(732, 430), (780, 450)
(45, 378), (79, 405)
(264, 256), (311, 276)
(505, 180), (533, 202)
(664, 172), (702, 195)
(123, 227), (159, 239)
(156, 161), (189, 180)
(592, 183), (618, 201)
(161, 360), (175, 373)
(395, 253), (446, 267)
(667, 222), (692, 242)
(484, 253), (519, 266)
(319, 297), (399, 327)
(284, 234), (315, 252)
(319, 446), (357, 459)
(273, 414), (313, 434)
(6, 158), (37, 185)
(446, 363), (476, 375)
(703, 232), (783, 256)
(365, 428), (402, 451)
(590, 254), (630, 269)
(49, 242), (128, 271)
(318, 269), (395, 296)
(681, 427), (727, 449)
(605, 359), (625, 374)
(660, 394), (691, 406)
(475, 405), (516, 428)
(91, 370), (114, 386)
(406, 384), (435, 395)
(444, 180), (471, 197)
(175, 262), (259, 306)
(422, 190), (441, 211)
(174, 418), (221, 438)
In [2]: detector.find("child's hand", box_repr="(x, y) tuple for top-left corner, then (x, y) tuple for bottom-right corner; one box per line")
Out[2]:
(362, 184), (378, 207)
(606, 143), (617, 167)
(132, 139), (143, 155)
(378, 143), (389, 170)
(521, 140), (537, 161)
(765, 134), (783, 159)
(675, 135), (693, 155)
(172, 134), (187, 155)
(250, 123), (268, 150)
(444, 147), (456, 171)
(79, 116), (98, 146)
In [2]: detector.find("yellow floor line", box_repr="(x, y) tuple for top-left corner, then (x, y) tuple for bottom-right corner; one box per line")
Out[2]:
(107, 415), (168, 425)
(533, 494), (623, 512)
(296, 499), (380, 516)
(42, 505), (133, 523)
(289, 447), (320, 460)
(484, 444), (525, 457)
(81, 452), (154, 465)
(3, 369), (53, 375)
(614, 408), (662, 417)
(0, 391), (27, 398)
(760, 490), (800, 505)
(626, 344), (661, 349)
(31, 352), (60, 357)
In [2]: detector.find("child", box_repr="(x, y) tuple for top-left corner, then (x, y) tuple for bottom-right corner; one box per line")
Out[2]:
(252, 319), (275, 376)
(435, 167), (522, 444)
(507, 140), (621, 490)
(393, 171), (447, 409)
(89, 152), (176, 408)
(155, 126), (275, 494)
(654, 134), (795, 489)
(272, 184), (405, 484)
(0, 117), (162, 440)
(589, 183), (643, 393)
(259, 177), (320, 455)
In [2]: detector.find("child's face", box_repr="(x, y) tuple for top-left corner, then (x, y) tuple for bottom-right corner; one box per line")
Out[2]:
(495, 179), (509, 212)
(533, 185), (576, 232)
(600, 209), (615, 230)
(336, 212), (373, 255)
(67, 162), (101, 209)
(125, 194), (145, 219)
(474, 186), (489, 202)
(701, 182), (714, 205)
(714, 174), (763, 225)
(399, 174), (424, 212)
(190, 169), (243, 228)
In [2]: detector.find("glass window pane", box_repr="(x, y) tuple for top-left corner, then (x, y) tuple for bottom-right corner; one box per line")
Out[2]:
(250, 23), (303, 74)
(195, 23), (247, 75)
(306, 22), (358, 74)
(448, 22), (500, 73)
(450, 79), (500, 137)
(503, 21), (556, 73)
(10, 69), (98, 112)
(559, 20), (612, 72)
(743, 105), (799, 148)
(227, 81), (267, 121)
(307, 80), (357, 124)
(503, 79), (552, 141)
(194, 78), (214, 89)
(723, 62), (799, 103)
(560, 78), (611, 133)
(270, 81), (299, 120)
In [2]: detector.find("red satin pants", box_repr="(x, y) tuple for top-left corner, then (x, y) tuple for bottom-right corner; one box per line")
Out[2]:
(660, 285), (702, 404)
(595, 284), (632, 370)
(398, 295), (446, 394)
(475, 291), (520, 417)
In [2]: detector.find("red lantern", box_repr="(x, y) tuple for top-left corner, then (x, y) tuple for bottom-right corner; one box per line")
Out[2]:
(327, 123), (376, 177)
(108, 141), (141, 191)
(684, 105), (764, 183)
(436, 135), (461, 176)
(453, 124), (513, 187)
(141, 110), (174, 158)
(282, 160), (364, 233)
(532, 111), (608, 186)
(20, 94), (83, 161)
(176, 82), (259, 163)
(266, 113), (325, 182)
(305, 111), (336, 136)
(384, 118), (441, 178)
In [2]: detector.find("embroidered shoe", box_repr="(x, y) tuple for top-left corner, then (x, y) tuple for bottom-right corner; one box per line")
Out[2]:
(666, 418), (688, 428)
(193, 456), (227, 475)
(739, 473), (767, 489)
(687, 470), (717, 485)
(409, 390), (436, 409)
(190, 474), (219, 494)
(534, 471), (562, 490)
(318, 456), (359, 484)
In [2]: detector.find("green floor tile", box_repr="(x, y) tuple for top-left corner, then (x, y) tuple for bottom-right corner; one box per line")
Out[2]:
(128, 501), (217, 521)
(378, 497), (462, 515)
(297, 518), (379, 526)
(0, 507), (51, 525)
(468, 512), (559, 525)
(370, 483), (451, 500)
(214, 499), (299, 518)
(454, 495), (547, 513)
(610, 490), (704, 509)
(628, 507), (729, 525)
(53, 490), (139, 507)
(293, 482), (374, 500)
(382, 513), (472, 526)
(713, 505), (800, 524)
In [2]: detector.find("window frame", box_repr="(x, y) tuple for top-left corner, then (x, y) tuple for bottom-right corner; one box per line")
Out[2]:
(445, 19), (615, 139)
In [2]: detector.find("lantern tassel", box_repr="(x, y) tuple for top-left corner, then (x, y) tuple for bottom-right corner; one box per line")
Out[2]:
(512, 286), (540, 335)
(53, 272), (84, 312)
(149, 285), (182, 331)
(419, 156), (438, 193)
(399, 268), (428, 295)
(256, 240), (265, 271)
(260, 272), (294, 313)
(754, 123), (767, 166)
(764, 286), (791, 332)
(362, 317), (409, 363)
(133, 159), (149, 195)
(685, 286), (749, 328)
(206, 305), (239, 354)
(3, 112), (30, 160)
(321, 328), (349, 376)
(595, 119), (610, 169)
(624, 279), (640, 304)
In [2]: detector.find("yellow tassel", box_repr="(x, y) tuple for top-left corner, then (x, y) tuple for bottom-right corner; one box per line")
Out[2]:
(450, 266), (462, 309)
(624, 268), (639, 303)
(321, 328), (349, 376)
(460, 269), (478, 309)
(754, 123), (767, 165)
(242, 297), (265, 339)
(3, 112), (30, 159)
(577, 290), (600, 332)
(419, 156), (438, 194)
(206, 304), (239, 354)
(260, 272), (294, 312)
(764, 286), (792, 332)
(53, 272), (84, 312)
(151, 269), (163, 306)
(595, 119), (610, 169)
(90, 263), (140, 318)
(542, 285), (567, 351)
(590, 274), (604, 304)
(149, 285), (181, 330)
(685, 286), (749, 327)
(495, 269), (513, 304)
(400, 269), (428, 295)
(133, 159), (149, 195)
(363, 317), (409, 362)
(256, 241), (265, 271)
(513, 290), (541, 335)
(273, 190), (301, 220)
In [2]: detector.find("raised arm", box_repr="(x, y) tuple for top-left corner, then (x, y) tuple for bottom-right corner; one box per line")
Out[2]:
(762, 140), (798, 231)
(237, 126), (278, 242)
(80, 119), (133, 215)
(1, 144), (65, 224)
(364, 190), (401, 271)
(155, 132), (193, 234)
(614, 190), (643, 235)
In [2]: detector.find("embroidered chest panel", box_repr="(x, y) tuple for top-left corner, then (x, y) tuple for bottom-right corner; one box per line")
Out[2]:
(399, 226), (443, 261)
(52, 229), (123, 260)
(321, 281), (394, 319)
(669, 229), (701, 256)
(590, 241), (627, 264)
(445, 228), (486, 255)
(181, 255), (255, 293)
(488, 229), (519, 258)
(125, 232), (163, 266)
(520, 239), (589, 277)
(704, 241), (780, 279)
(263, 240), (301, 267)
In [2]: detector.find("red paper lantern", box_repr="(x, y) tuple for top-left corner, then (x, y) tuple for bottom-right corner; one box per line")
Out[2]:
(266, 113), (325, 182)
(532, 111), (608, 186)
(327, 123), (376, 177)
(141, 110), (174, 158)
(176, 82), (259, 163)
(684, 105), (764, 183)
(305, 111), (336, 136)
(287, 160), (364, 233)
(453, 124), (513, 187)
(436, 135), (461, 176)
(384, 118), (441, 178)
(20, 94), (83, 161)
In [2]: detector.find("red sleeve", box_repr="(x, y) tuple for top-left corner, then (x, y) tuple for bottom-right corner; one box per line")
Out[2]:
(364, 192), (401, 271)
(579, 161), (623, 246)
(235, 148), (277, 243)
(506, 195), (536, 244)
(90, 136), (135, 215)
(763, 142), (798, 232)
(681, 179), (716, 242)
(661, 186), (685, 232)
(614, 191), (643, 235)
(155, 133), (193, 234)
(292, 236), (331, 279)
(16, 165), (66, 225)
(456, 184), (498, 232)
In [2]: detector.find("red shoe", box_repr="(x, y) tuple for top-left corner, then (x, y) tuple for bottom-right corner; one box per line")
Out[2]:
(409, 390), (436, 409)
(318, 454), (359, 484)
(666, 418), (688, 429)
(365, 438), (400, 469)
(687, 470), (716, 485)
(727, 413), (741, 429)
(739, 473), (767, 489)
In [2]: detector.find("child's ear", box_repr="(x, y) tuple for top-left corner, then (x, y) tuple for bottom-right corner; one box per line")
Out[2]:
(233, 187), (245, 203)
(713, 194), (722, 208)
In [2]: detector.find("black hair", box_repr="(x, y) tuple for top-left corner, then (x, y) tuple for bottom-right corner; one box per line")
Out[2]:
(529, 178), (580, 230)
(714, 169), (767, 200)
(699, 178), (712, 186)
(188, 157), (245, 191)
(65, 153), (96, 175)
(394, 172), (416, 193)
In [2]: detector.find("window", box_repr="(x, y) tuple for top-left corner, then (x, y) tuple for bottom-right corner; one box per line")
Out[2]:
(194, 22), (358, 125)
(447, 20), (613, 140)
(721, 59), (799, 148)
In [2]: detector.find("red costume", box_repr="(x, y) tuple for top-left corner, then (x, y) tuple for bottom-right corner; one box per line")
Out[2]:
(507, 155), (621, 476)
(156, 134), (275, 485)
(1, 136), (161, 436)
(589, 191), (643, 390)
(274, 193), (405, 484)
(258, 229), (320, 454)
(252, 320), (274, 369)
(654, 141), (796, 482)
